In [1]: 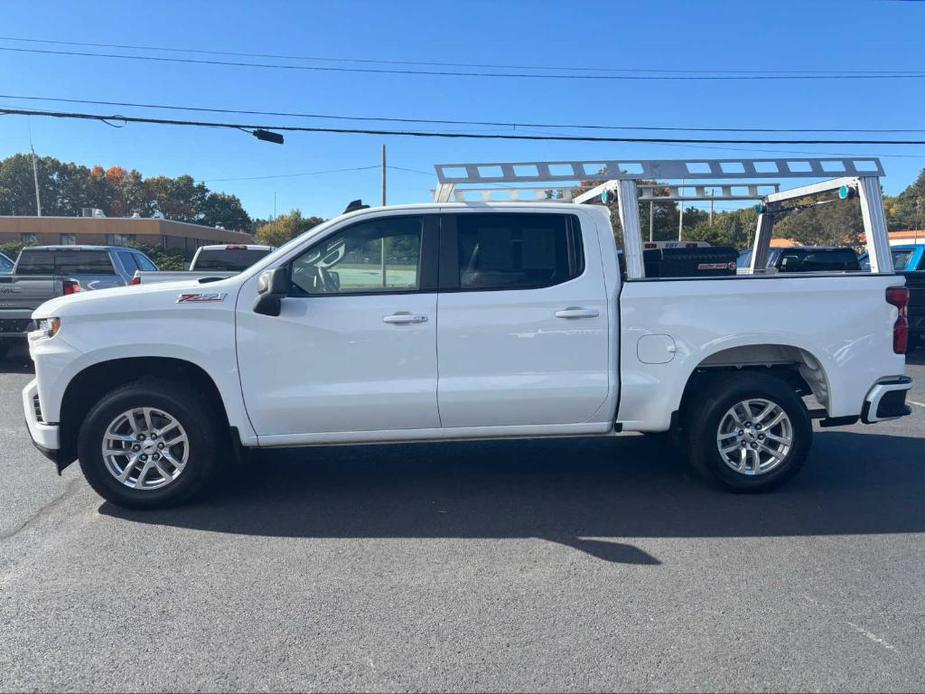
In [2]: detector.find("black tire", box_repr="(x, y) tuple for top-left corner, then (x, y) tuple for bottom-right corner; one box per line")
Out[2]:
(0, 342), (9, 360)
(685, 371), (812, 492)
(77, 379), (221, 509)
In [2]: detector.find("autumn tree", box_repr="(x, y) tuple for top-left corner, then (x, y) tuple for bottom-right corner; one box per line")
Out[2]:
(254, 210), (324, 246)
(0, 153), (253, 231)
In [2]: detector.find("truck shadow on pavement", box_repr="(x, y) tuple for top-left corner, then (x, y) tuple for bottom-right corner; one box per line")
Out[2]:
(100, 429), (925, 565)
(0, 345), (34, 374)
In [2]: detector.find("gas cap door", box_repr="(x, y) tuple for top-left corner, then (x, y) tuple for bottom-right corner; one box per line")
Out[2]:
(637, 333), (677, 364)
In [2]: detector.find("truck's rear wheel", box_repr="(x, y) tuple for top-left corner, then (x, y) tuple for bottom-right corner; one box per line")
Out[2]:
(77, 380), (219, 509)
(685, 372), (812, 492)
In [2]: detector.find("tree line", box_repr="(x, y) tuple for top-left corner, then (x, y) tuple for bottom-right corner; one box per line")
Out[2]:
(5, 151), (925, 251)
(0, 153), (252, 231)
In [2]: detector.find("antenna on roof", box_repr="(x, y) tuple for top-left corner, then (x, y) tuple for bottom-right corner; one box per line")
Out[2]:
(343, 199), (369, 214)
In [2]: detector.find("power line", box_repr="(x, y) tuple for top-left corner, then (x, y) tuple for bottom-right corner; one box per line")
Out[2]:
(205, 165), (379, 182)
(3, 92), (925, 134)
(2, 35), (923, 76)
(6, 105), (925, 145)
(387, 165), (434, 176)
(4, 45), (925, 81)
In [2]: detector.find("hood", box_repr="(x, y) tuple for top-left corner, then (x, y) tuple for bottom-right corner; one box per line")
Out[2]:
(33, 276), (241, 319)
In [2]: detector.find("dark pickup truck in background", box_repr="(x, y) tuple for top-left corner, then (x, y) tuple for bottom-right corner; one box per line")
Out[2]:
(905, 270), (925, 352)
(0, 245), (158, 356)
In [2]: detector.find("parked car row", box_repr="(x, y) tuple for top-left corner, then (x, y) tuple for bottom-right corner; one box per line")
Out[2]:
(1, 244), (275, 355)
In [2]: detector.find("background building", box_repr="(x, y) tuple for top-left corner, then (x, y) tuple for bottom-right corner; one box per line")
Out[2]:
(0, 215), (254, 250)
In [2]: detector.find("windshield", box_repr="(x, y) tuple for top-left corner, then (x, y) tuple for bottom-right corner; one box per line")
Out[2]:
(15, 249), (116, 275)
(236, 215), (343, 278)
(859, 248), (915, 272)
(0, 253), (13, 273)
(194, 248), (273, 272)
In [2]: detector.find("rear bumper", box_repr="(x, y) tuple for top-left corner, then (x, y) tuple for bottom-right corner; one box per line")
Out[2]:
(861, 376), (913, 423)
(22, 378), (62, 463)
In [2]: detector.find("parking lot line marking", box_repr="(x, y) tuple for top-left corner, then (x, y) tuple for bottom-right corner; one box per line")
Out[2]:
(910, 400), (925, 409)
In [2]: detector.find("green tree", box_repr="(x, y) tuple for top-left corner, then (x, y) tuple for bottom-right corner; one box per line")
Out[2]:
(0, 154), (39, 215)
(254, 210), (324, 246)
(200, 192), (252, 230)
(884, 168), (925, 230)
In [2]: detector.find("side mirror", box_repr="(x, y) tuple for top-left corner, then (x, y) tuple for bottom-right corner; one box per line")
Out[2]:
(254, 267), (290, 317)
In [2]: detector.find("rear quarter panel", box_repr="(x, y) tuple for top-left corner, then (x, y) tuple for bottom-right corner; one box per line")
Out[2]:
(618, 274), (906, 430)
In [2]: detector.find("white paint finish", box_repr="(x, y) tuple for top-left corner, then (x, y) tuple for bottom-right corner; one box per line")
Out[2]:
(435, 209), (614, 428)
(637, 333), (676, 364)
(236, 280), (439, 436)
(618, 275), (907, 430)
(24, 200), (909, 457)
(28, 279), (255, 442)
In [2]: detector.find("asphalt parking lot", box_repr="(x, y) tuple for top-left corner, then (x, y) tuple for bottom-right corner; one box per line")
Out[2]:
(1, 342), (924, 693)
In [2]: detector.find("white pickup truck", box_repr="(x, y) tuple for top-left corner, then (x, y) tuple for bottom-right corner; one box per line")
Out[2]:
(22, 158), (913, 508)
(131, 244), (274, 284)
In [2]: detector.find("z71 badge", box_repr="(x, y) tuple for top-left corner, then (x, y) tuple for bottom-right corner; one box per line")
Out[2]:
(177, 292), (227, 304)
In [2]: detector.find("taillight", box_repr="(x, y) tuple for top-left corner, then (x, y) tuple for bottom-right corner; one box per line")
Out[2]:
(63, 279), (81, 296)
(131, 276), (141, 285)
(886, 286), (910, 354)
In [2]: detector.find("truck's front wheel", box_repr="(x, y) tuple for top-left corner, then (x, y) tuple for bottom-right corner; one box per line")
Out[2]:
(77, 380), (219, 509)
(686, 372), (812, 492)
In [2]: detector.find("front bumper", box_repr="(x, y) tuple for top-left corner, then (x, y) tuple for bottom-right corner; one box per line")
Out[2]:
(861, 376), (913, 424)
(22, 378), (63, 464)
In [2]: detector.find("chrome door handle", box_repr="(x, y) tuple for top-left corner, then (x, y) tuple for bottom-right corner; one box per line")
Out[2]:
(383, 312), (428, 324)
(555, 307), (599, 319)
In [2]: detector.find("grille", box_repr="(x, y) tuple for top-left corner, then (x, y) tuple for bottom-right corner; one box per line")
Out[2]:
(0, 319), (32, 334)
(32, 394), (44, 424)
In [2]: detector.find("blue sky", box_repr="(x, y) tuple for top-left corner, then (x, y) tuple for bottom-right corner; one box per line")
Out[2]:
(1, 0), (924, 221)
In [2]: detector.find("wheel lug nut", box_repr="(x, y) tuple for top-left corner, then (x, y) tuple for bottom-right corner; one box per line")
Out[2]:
(137, 434), (145, 441)
(158, 443), (164, 449)
(750, 443), (758, 449)
(153, 453), (160, 461)
(738, 429), (744, 436)
(140, 454), (148, 461)
(132, 444), (140, 451)
(758, 434), (765, 440)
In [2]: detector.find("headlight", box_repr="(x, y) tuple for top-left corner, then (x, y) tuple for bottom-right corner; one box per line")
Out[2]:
(30, 317), (61, 341)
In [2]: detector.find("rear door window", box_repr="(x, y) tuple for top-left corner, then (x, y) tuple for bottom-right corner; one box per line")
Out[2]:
(134, 253), (158, 271)
(444, 213), (584, 291)
(116, 251), (139, 274)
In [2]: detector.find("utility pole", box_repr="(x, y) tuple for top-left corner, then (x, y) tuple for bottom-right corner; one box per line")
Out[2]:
(380, 143), (387, 286)
(677, 179), (684, 241)
(648, 200), (654, 242)
(29, 120), (42, 216)
(380, 143), (387, 206)
(709, 190), (715, 226)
